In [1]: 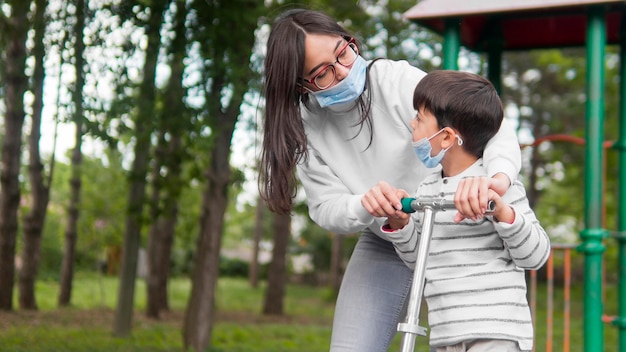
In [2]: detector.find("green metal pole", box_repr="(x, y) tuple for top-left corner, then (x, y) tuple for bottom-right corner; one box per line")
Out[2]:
(487, 46), (502, 95)
(580, 6), (608, 352)
(442, 18), (460, 70)
(617, 13), (626, 352)
(486, 22), (503, 95)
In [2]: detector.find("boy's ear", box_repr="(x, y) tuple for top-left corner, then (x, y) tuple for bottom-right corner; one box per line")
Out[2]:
(440, 127), (457, 149)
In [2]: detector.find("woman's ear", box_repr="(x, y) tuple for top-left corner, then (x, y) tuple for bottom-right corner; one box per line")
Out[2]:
(297, 82), (313, 95)
(296, 82), (306, 94)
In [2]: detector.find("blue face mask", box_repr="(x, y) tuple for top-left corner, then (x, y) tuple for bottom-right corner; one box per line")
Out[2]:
(309, 55), (367, 108)
(412, 129), (463, 168)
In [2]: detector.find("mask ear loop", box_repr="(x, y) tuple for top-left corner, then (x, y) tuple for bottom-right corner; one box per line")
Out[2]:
(440, 127), (463, 150)
(296, 79), (315, 95)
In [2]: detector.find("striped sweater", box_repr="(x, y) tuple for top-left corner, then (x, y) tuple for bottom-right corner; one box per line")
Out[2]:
(384, 160), (551, 351)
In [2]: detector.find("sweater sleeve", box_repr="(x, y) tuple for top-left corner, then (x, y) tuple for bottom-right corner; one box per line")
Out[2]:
(380, 220), (419, 270)
(296, 152), (376, 234)
(493, 180), (551, 270)
(483, 118), (521, 183)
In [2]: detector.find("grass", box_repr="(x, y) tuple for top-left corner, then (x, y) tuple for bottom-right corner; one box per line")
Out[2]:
(1, 273), (337, 352)
(0, 271), (620, 351)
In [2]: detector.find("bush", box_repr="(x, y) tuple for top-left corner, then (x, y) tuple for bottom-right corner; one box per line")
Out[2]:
(219, 257), (249, 278)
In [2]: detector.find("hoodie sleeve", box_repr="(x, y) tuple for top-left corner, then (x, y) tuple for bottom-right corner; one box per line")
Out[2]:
(483, 118), (522, 184)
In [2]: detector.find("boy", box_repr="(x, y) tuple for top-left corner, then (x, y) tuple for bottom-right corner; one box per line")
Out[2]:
(373, 70), (551, 351)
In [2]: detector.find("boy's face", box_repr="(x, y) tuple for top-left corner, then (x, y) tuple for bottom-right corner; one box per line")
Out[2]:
(410, 108), (444, 154)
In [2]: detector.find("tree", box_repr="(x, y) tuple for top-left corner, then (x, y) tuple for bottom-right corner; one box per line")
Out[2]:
(249, 198), (265, 288)
(58, 0), (86, 307)
(146, 0), (189, 319)
(329, 233), (344, 292)
(113, 0), (171, 337)
(182, 0), (263, 350)
(262, 212), (291, 315)
(0, 0), (31, 311)
(19, 0), (50, 310)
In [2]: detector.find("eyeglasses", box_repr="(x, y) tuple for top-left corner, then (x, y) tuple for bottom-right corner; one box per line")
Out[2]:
(302, 38), (359, 90)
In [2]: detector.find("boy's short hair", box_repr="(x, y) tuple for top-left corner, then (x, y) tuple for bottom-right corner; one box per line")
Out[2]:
(413, 70), (503, 158)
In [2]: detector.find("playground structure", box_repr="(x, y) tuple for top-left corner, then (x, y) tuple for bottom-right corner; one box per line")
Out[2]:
(403, 1), (625, 351)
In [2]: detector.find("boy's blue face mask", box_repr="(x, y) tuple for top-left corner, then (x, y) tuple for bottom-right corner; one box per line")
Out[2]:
(309, 55), (367, 108)
(412, 129), (463, 168)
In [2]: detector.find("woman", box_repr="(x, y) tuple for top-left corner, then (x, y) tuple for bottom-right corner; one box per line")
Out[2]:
(259, 8), (522, 351)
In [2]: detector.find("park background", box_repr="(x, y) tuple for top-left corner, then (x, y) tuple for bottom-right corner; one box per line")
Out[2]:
(0, 0), (622, 351)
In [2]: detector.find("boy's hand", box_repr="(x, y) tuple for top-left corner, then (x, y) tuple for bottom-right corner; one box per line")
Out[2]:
(362, 181), (409, 219)
(388, 212), (410, 230)
(487, 189), (515, 224)
(453, 173), (511, 222)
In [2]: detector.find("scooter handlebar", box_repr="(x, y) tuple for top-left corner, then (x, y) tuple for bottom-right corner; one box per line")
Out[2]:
(401, 198), (495, 214)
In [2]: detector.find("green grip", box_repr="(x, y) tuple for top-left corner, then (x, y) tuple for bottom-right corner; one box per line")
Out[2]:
(401, 198), (416, 213)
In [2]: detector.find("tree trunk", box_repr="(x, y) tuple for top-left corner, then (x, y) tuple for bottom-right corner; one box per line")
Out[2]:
(19, 0), (49, 310)
(146, 216), (176, 317)
(0, 0), (30, 311)
(249, 199), (264, 288)
(262, 212), (291, 315)
(113, 0), (169, 337)
(146, 0), (187, 319)
(58, 0), (85, 307)
(146, 131), (168, 319)
(330, 233), (343, 293)
(183, 124), (234, 351)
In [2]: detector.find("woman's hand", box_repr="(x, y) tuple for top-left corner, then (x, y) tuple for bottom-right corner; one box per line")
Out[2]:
(453, 173), (511, 222)
(361, 181), (409, 219)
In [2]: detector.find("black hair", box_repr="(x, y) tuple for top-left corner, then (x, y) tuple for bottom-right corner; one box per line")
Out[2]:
(412, 70), (503, 158)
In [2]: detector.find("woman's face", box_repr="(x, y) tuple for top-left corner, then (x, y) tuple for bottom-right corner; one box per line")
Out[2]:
(302, 34), (353, 91)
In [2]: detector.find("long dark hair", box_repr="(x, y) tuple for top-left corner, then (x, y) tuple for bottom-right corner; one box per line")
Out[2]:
(259, 8), (372, 214)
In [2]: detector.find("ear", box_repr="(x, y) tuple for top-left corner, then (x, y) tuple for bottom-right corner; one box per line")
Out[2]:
(439, 127), (457, 149)
(296, 82), (306, 95)
(297, 82), (314, 95)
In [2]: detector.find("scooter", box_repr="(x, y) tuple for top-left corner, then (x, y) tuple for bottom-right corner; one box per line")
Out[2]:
(397, 198), (495, 352)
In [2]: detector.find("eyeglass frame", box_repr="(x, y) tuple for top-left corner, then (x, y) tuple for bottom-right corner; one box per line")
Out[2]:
(300, 38), (359, 90)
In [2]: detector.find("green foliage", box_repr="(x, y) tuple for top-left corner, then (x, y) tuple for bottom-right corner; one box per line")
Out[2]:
(169, 178), (202, 276)
(37, 218), (65, 279)
(295, 219), (358, 273)
(267, 0), (441, 67)
(43, 151), (129, 273)
(219, 256), (249, 278)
